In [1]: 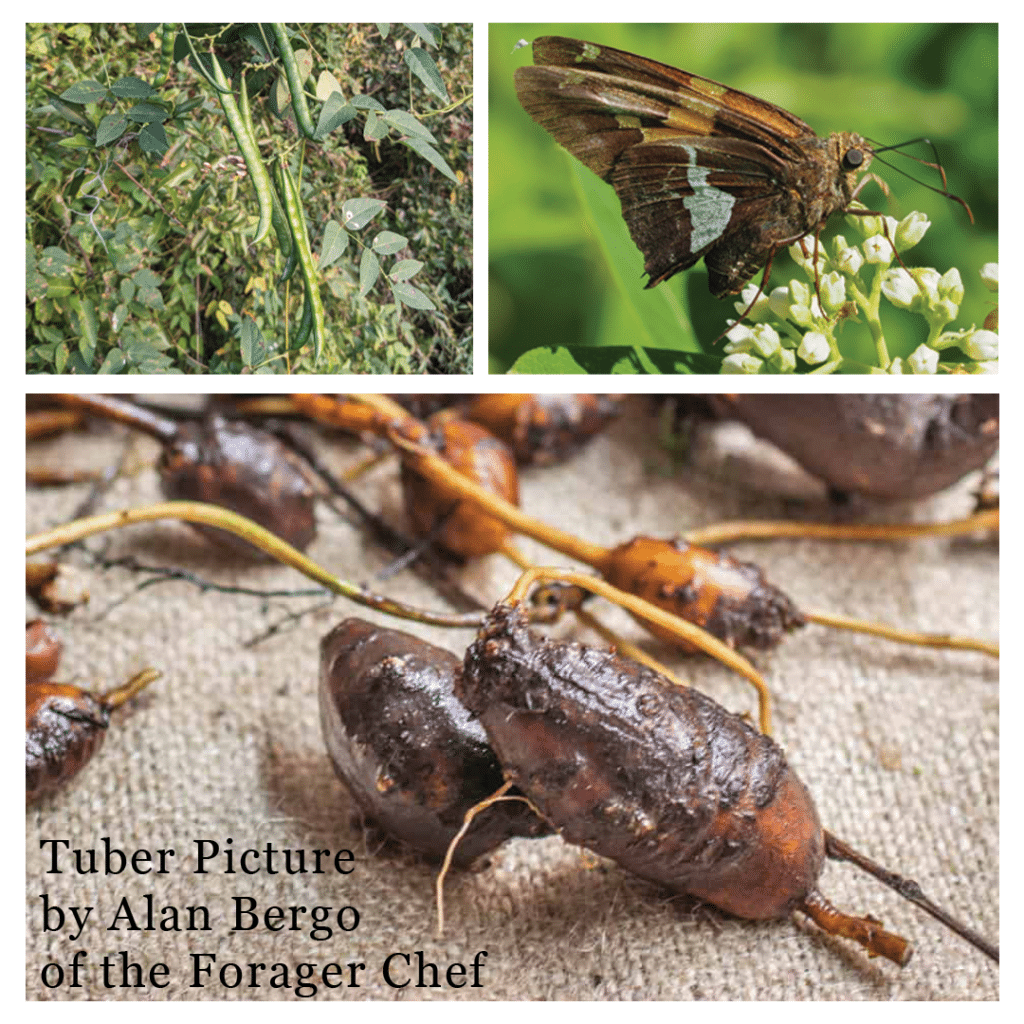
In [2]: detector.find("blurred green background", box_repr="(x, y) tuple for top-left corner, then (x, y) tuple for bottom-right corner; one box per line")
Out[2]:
(489, 23), (998, 373)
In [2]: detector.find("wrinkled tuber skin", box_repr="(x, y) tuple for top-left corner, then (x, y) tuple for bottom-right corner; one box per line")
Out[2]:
(399, 415), (519, 558)
(319, 619), (549, 865)
(160, 415), (318, 556)
(459, 604), (825, 920)
(711, 394), (999, 501)
(603, 537), (805, 651)
(464, 394), (623, 466)
(26, 683), (110, 804)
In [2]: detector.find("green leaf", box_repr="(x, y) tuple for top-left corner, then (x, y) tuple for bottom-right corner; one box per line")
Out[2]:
(342, 197), (386, 231)
(318, 220), (348, 269)
(174, 96), (205, 116)
(122, 339), (169, 368)
(58, 134), (93, 149)
(127, 102), (169, 123)
(98, 350), (127, 373)
(159, 159), (196, 191)
(44, 89), (95, 128)
(381, 109), (435, 142)
(26, 252), (48, 302)
(372, 231), (407, 255)
(138, 122), (169, 154)
(315, 92), (357, 137)
(401, 137), (457, 181)
(183, 181), (210, 220)
(112, 303), (129, 332)
(111, 76), (154, 99)
(38, 247), (73, 277)
(403, 24), (437, 48)
(507, 345), (720, 374)
(69, 296), (99, 359)
(293, 48), (314, 81)
(315, 71), (343, 101)
(239, 24), (273, 61)
(349, 94), (386, 112)
(239, 318), (266, 367)
(377, 23), (390, 39)
(364, 111), (388, 141)
(133, 268), (165, 310)
(391, 281), (435, 311)
(54, 342), (69, 374)
(60, 80), (108, 104)
(360, 249), (380, 295)
(95, 114), (129, 146)
(65, 353), (93, 374)
(389, 259), (423, 282)
(403, 48), (448, 102)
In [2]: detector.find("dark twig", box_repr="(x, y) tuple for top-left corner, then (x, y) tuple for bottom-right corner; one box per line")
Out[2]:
(824, 831), (998, 963)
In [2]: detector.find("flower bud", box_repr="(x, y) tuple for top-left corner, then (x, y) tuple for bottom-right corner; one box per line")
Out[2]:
(907, 344), (939, 374)
(863, 235), (894, 265)
(820, 272), (847, 313)
(913, 268), (941, 302)
(733, 283), (771, 322)
(767, 347), (797, 373)
(881, 268), (919, 308)
(797, 331), (830, 365)
(834, 243), (863, 276)
(895, 211), (930, 249)
(938, 267), (964, 304)
(768, 285), (792, 320)
(963, 329), (998, 361)
(749, 324), (781, 359)
(721, 353), (763, 374)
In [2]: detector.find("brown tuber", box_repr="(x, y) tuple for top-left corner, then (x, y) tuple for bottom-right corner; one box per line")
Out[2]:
(400, 415), (520, 559)
(26, 620), (62, 684)
(710, 394), (999, 501)
(319, 618), (549, 865)
(26, 669), (158, 804)
(600, 536), (805, 651)
(463, 394), (623, 466)
(52, 395), (318, 556)
(455, 602), (996, 965)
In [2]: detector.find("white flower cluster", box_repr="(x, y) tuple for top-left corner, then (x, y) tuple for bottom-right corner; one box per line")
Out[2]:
(719, 209), (997, 374)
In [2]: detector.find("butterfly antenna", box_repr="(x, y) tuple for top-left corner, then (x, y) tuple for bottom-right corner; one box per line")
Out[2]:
(866, 137), (974, 225)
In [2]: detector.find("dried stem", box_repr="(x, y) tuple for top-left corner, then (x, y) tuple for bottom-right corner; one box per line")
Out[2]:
(684, 509), (998, 547)
(100, 668), (161, 710)
(799, 889), (912, 966)
(25, 501), (484, 631)
(824, 831), (998, 963)
(805, 608), (998, 658)
(53, 393), (178, 443)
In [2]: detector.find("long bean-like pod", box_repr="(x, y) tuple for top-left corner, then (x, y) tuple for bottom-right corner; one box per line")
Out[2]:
(279, 160), (326, 362)
(271, 23), (318, 140)
(209, 55), (274, 245)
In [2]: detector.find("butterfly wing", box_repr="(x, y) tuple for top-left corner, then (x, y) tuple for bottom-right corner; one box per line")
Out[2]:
(515, 37), (821, 294)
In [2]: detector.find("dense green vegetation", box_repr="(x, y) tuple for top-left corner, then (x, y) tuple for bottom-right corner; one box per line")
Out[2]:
(27, 23), (473, 374)
(490, 23), (997, 374)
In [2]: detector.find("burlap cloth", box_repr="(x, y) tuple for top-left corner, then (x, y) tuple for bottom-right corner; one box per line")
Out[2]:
(25, 397), (998, 1000)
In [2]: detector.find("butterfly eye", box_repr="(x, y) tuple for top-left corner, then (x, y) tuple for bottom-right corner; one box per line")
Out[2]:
(843, 149), (865, 171)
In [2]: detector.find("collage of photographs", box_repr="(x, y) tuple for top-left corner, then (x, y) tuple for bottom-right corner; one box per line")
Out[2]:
(26, 21), (1000, 1004)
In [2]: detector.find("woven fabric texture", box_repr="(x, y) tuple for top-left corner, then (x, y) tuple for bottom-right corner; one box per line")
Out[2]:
(26, 398), (998, 1000)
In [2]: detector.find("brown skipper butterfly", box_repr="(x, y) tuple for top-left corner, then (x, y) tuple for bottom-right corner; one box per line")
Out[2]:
(515, 36), (877, 299)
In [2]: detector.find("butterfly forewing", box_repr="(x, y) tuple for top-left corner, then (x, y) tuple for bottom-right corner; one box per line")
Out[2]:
(515, 36), (872, 297)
